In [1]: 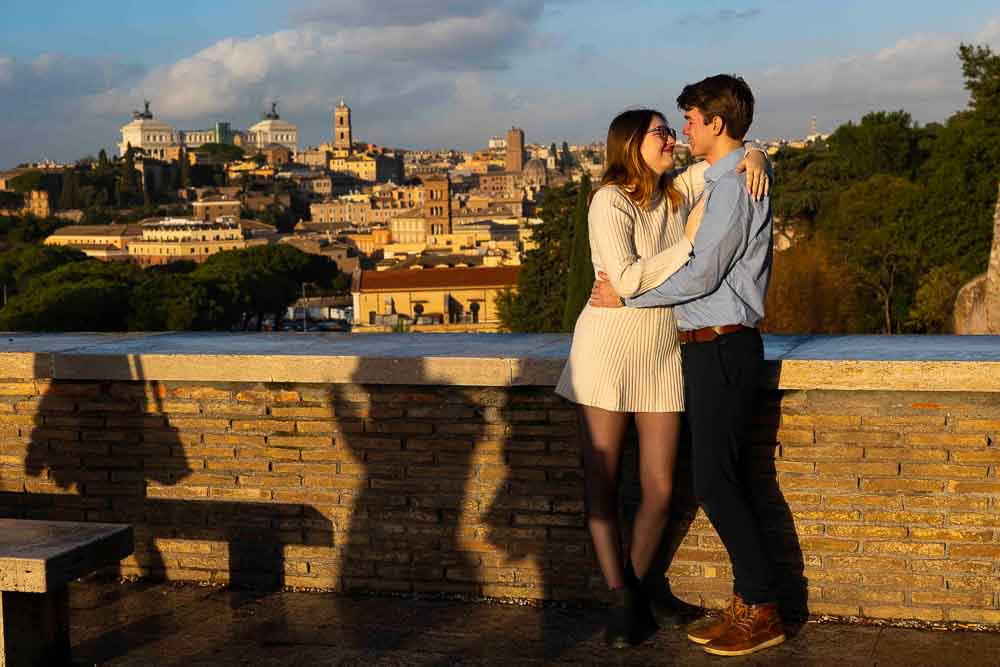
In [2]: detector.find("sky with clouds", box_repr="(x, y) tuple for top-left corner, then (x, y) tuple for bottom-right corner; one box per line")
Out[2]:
(1, 0), (999, 167)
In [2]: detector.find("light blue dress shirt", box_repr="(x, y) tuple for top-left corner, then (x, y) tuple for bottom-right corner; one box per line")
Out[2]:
(624, 146), (773, 330)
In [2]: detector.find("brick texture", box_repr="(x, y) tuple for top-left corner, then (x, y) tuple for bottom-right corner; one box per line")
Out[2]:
(0, 382), (998, 625)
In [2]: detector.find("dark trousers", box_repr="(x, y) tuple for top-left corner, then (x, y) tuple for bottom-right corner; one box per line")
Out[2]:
(681, 327), (774, 604)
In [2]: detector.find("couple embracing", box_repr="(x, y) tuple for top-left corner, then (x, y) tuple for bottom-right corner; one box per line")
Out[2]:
(555, 75), (782, 657)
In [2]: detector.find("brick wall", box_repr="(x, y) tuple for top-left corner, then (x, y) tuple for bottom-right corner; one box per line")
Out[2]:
(1, 377), (998, 625)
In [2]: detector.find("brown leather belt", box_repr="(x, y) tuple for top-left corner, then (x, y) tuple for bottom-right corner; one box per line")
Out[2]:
(678, 324), (751, 344)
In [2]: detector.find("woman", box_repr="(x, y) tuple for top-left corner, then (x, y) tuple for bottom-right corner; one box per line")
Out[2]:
(554, 108), (768, 647)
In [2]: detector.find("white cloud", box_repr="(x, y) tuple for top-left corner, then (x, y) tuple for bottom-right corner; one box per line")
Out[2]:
(86, 2), (549, 122)
(746, 25), (1000, 138)
(1, 7), (1000, 164)
(976, 18), (1000, 43)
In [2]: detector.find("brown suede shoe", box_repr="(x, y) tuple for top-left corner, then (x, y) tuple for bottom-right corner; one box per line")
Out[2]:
(685, 595), (745, 645)
(702, 600), (785, 656)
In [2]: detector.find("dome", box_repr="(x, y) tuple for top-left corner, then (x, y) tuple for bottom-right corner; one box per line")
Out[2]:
(523, 158), (547, 186)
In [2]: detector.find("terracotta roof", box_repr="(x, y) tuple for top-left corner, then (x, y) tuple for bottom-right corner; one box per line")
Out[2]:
(358, 266), (519, 291)
(50, 225), (137, 237)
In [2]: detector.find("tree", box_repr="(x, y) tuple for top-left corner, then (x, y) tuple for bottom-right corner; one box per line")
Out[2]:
(906, 264), (966, 333)
(817, 175), (923, 333)
(959, 43), (1000, 121)
(762, 235), (860, 334)
(0, 245), (87, 293)
(128, 273), (230, 331)
(561, 141), (573, 172)
(0, 192), (23, 210)
(914, 44), (1000, 277)
(497, 182), (578, 332)
(0, 215), (73, 247)
(826, 111), (930, 181)
(59, 169), (80, 210)
(561, 174), (593, 331)
(178, 148), (191, 189)
(0, 260), (142, 331)
(193, 143), (244, 162)
(771, 143), (843, 228)
(7, 171), (44, 193)
(98, 149), (110, 170)
(194, 244), (337, 330)
(117, 148), (139, 207)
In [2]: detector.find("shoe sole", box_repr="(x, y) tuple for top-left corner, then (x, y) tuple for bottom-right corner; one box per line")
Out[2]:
(686, 634), (713, 645)
(702, 633), (786, 656)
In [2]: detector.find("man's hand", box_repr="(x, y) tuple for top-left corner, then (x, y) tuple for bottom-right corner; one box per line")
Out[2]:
(589, 271), (624, 308)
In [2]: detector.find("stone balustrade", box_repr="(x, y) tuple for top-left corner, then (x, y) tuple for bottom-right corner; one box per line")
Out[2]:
(0, 333), (998, 625)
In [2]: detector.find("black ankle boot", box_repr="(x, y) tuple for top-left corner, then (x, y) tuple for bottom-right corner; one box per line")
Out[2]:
(603, 564), (657, 648)
(643, 579), (701, 628)
(605, 586), (657, 648)
(604, 586), (634, 648)
(640, 575), (699, 627)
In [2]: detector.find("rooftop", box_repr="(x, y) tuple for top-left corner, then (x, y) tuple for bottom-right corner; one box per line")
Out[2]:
(50, 224), (139, 237)
(358, 266), (520, 292)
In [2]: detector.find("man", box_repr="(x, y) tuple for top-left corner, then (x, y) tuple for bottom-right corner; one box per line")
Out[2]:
(589, 74), (783, 657)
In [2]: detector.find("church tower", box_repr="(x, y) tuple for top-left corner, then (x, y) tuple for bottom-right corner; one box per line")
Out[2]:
(334, 100), (352, 153)
(506, 127), (525, 173)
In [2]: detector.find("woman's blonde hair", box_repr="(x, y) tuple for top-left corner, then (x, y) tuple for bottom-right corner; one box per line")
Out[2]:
(594, 108), (682, 211)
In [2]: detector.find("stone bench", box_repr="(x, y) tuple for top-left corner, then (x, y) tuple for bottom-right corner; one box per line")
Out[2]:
(0, 519), (133, 667)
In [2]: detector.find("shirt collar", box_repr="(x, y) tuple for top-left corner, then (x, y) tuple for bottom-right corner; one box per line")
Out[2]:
(704, 146), (745, 183)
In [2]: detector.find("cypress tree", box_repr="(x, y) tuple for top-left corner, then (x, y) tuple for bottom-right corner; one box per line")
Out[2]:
(58, 169), (79, 210)
(561, 174), (593, 331)
(118, 147), (138, 207)
(179, 148), (191, 189)
(561, 141), (572, 172)
(496, 182), (578, 332)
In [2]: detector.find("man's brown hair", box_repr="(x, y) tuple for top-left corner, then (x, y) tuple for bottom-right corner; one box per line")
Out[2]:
(676, 74), (755, 140)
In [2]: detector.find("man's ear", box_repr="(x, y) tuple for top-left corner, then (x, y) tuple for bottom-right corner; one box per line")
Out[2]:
(710, 115), (725, 137)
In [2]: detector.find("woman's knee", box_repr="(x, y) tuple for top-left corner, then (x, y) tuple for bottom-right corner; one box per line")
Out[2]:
(640, 480), (673, 514)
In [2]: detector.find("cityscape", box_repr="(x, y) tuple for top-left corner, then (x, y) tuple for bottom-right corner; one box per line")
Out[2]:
(2, 2), (1000, 666)
(0, 94), (837, 334)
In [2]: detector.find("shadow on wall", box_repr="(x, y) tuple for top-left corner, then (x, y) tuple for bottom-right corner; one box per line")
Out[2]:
(0, 350), (808, 661)
(330, 358), (605, 662)
(8, 352), (334, 663)
(749, 391), (809, 621)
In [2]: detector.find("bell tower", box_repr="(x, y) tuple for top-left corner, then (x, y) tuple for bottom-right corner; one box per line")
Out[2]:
(334, 99), (352, 153)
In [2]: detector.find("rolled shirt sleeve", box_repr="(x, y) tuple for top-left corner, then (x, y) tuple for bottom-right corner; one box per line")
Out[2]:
(625, 178), (750, 308)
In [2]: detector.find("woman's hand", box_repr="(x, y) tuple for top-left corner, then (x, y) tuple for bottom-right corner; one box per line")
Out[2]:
(735, 150), (770, 200)
(685, 198), (706, 243)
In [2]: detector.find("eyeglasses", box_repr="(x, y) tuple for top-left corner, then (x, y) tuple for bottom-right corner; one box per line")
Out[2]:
(646, 125), (676, 142)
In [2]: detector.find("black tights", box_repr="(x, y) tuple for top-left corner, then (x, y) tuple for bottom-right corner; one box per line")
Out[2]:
(578, 405), (682, 589)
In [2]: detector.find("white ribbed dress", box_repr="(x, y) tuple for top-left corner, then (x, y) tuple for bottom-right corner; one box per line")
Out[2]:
(555, 162), (709, 412)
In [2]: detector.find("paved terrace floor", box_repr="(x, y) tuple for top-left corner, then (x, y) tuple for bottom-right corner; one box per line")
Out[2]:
(71, 577), (1000, 667)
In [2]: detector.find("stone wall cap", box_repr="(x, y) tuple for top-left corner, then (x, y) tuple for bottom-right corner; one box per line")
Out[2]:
(0, 332), (998, 391)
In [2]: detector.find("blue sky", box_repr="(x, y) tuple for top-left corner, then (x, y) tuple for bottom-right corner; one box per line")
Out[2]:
(2, 1), (999, 166)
